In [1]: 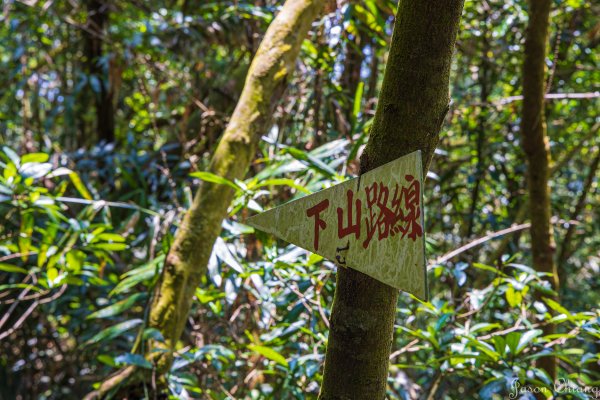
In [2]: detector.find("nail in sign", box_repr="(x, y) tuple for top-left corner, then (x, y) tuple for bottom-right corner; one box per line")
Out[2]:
(247, 150), (428, 300)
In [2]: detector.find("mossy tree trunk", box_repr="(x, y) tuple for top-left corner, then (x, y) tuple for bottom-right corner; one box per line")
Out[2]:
(318, 1), (464, 399)
(89, 0), (324, 397)
(148, 0), (324, 372)
(520, 0), (558, 379)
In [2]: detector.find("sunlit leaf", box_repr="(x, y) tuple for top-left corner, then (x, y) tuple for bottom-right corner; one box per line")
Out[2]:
(190, 171), (240, 190)
(114, 353), (152, 369)
(85, 319), (143, 345)
(247, 344), (288, 368)
(87, 293), (147, 320)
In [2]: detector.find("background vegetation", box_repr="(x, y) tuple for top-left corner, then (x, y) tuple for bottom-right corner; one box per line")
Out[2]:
(0, 0), (598, 399)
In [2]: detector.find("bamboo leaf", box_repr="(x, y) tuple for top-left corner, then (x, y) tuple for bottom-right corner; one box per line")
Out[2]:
(114, 353), (153, 369)
(21, 153), (49, 163)
(87, 293), (147, 320)
(190, 171), (240, 190)
(516, 329), (543, 354)
(68, 172), (92, 200)
(247, 344), (288, 368)
(84, 319), (143, 345)
(89, 242), (129, 251)
(252, 178), (311, 194)
(0, 263), (28, 274)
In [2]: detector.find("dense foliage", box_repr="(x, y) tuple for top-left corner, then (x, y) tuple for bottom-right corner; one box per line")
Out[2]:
(0, 0), (598, 399)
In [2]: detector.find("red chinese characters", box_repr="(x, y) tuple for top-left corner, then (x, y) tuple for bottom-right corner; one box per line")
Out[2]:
(306, 199), (329, 251)
(337, 189), (361, 240)
(305, 175), (423, 252)
(363, 174), (423, 248)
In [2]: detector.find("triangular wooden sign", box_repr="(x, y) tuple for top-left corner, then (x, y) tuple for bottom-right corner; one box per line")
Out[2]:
(247, 150), (428, 300)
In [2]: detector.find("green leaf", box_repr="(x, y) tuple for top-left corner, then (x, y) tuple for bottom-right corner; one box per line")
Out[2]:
(516, 329), (543, 354)
(469, 323), (502, 334)
(68, 172), (92, 200)
(472, 262), (507, 276)
(467, 339), (500, 362)
(493, 335), (506, 357)
(351, 81), (364, 132)
(84, 319), (143, 345)
(0, 263), (28, 274)
(97, 354), (116, 367)
(507, 263), (545, 276)
(247, 344), (288, 368)
(2, 146), (20, 167)
(89, 242), (129, 251)
(46, 167), (73, 178)
(20, 162), (52, 179)
(505, 286), (522, 307)
(47, 267), (59, 285)
(87, 293), (147, 320)
(142, 328), (165, 342)
(110, 255), (164, 295)
(0, 283), (43, 292)
(66, 250), (85, 272)
(114, 353), (153, 369)
(282, 147), (337, 177)
(189, 171), (239, 190)
(252, 178), (311, 194)
(3, 161), (18, 180)
(94, 233), (126, 243)
(530, 282), (558, 297)
(18, 212), (34, 259)
(21, 153), (49, 163)
(505, 332), (520, 356)
(543, 297), (571, 316)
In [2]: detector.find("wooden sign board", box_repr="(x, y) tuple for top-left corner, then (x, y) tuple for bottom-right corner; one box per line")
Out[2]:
(247, 150), (428, 300)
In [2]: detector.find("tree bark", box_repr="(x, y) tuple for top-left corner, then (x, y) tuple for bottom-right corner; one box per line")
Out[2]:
(341, 27), (364, 121)
(88, 1), (324, 397)
(318, 1), (464, 399)
(85, 0), (115, 144)
(465, 8), (491, 240)
(147, 0), (324, 373)
(520, 0), (558, 379)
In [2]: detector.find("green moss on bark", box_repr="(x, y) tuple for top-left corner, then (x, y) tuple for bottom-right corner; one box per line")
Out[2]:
(318, 1), (464, 399)
(147, 0), (325, 373)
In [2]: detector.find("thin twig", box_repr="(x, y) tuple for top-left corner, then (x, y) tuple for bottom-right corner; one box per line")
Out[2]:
(389, 339), (420, 360)
(0, 299), (39, 341)
(495, 91), (600, 106)
(430, 223), (531, 267)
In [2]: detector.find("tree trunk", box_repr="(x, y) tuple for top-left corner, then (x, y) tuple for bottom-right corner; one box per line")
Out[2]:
(520, 0), (558, 379)
(465, 38), (491, 240)
(87, 0), (323, 399)
(147, 0), (324, 374)
(85, 0), (114, 144)
(88, 1), (324, 397)
(341, 27), (364, 120)
(150, 0), (323, 372)
(318, 1), (464, 399)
